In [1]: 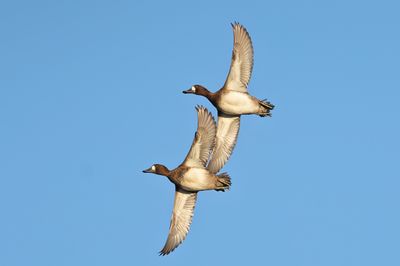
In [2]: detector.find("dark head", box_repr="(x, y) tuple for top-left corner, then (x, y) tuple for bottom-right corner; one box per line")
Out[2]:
(182, 85), (210, 96)
(142, 164), (170, 176)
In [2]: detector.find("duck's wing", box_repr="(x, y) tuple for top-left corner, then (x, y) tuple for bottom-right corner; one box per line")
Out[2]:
(160, 188), (198, 256)
(222, 22), (254, 93)
(182, 106), (217, 168)
(207, 113), (240, 174)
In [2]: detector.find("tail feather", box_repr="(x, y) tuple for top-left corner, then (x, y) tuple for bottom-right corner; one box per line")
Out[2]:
(215, 172), (231, 192)
(259, 99), (274, 117)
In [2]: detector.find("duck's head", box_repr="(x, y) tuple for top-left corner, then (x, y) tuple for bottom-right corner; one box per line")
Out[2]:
(142, 164), (170, 176)
(182, 85), (209, 95)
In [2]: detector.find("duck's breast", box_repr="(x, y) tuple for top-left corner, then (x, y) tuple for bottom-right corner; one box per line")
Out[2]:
(219, 91), (258, 115)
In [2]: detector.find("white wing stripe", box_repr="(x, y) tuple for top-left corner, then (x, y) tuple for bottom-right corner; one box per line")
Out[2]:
(223, 23), (254, 93)
(207, 114), (240, 174)
(183, 106), (217, 167)
(160, 189), (197, 256)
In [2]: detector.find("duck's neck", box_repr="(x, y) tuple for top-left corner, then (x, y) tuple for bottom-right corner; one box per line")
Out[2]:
(198, 88), (214, 100)
(156, 165), (171, 177)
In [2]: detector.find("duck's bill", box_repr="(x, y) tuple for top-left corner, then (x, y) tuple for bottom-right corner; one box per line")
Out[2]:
(182, 88), (194, 94)
(142, 167), (153, 173)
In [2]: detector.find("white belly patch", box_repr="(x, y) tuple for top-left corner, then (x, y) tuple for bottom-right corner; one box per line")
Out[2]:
(220, 92), (257, 115)
(181, 168), (212, 191)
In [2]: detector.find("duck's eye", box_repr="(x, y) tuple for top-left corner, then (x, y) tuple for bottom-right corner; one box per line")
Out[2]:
(151, 165), (156, 171)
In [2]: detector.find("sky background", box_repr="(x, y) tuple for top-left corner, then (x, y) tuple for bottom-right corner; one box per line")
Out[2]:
(1, 0), (399, 265)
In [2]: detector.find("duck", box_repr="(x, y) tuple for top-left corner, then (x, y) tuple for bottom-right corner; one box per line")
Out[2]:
(142, 106), (231, 255)
(183, 22), (274, 174)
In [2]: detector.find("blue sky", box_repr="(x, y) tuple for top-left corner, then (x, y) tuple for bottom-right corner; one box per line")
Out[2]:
(1, 0), (399, 265)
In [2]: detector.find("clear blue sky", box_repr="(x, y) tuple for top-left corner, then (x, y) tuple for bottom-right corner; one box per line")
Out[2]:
(1, 0), (399, 265)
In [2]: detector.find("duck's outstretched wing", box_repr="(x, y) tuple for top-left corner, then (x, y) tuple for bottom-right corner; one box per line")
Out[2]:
(182, 106), (216, 168)
(222, 22), (254, 93)
(207, 113), (240, 174)
(159, 188), (198, 256)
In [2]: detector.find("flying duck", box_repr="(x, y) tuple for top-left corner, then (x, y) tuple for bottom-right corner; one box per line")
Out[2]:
(183, 22), (275, 174)
(142, 106), (231, 255)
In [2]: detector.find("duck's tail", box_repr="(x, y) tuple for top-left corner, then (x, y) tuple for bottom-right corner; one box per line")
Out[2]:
(215, 172), (231, 192)
(258, 99), (275, 117)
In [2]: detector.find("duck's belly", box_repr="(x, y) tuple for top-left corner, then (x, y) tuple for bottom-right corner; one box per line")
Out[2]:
(179, 168), (215, 192)
(219, 91), (258, 115)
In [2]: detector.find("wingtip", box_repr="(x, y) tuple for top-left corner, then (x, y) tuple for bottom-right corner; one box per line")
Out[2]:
(159, 247), (175, 256)
(195, 105), (207, 113)
(195, 105), (212, 115)
(159, 247), (173, 256)
(231, 21), (243, 28)
(195, 104), (203, 109)
(230, 22), (251, 35)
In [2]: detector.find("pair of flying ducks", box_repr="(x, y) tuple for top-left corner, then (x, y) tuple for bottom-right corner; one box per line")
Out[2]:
(143, 22), (274, 255)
